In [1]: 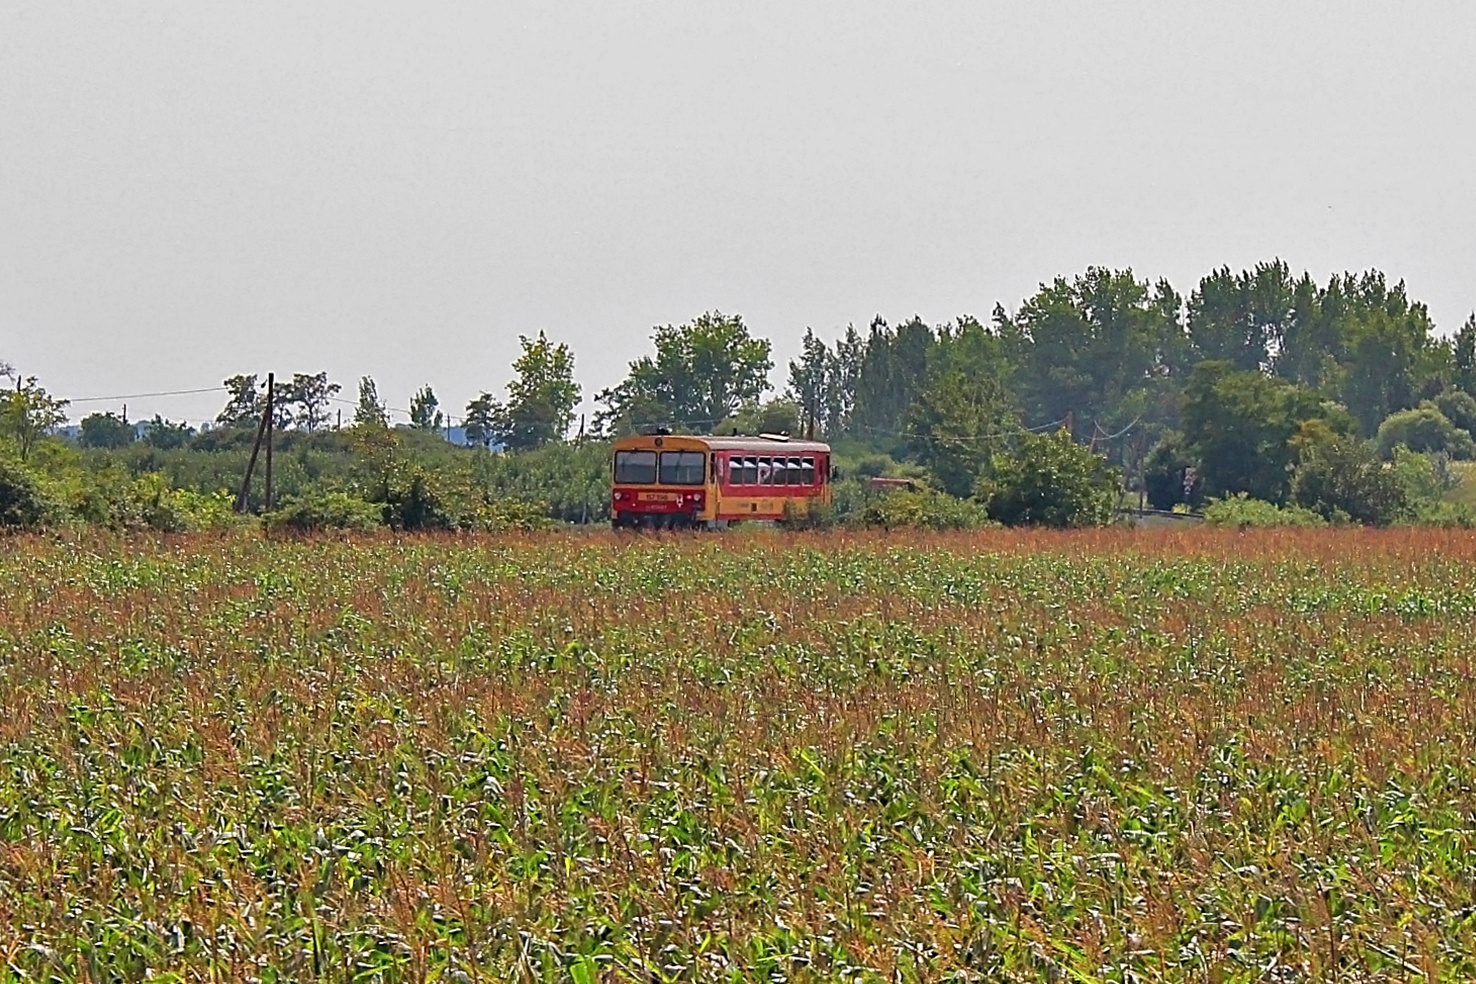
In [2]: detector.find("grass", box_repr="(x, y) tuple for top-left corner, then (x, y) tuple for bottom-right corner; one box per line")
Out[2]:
(2, 528), (1476, 981)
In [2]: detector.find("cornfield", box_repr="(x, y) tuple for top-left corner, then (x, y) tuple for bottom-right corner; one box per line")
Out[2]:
(1, 529), (1474, 981)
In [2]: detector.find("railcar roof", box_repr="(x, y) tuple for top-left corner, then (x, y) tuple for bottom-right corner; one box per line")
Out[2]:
(614, 434), (830, 453)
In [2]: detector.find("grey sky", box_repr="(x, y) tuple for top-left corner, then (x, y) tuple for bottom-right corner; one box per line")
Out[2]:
(3, 1), (1473, 426)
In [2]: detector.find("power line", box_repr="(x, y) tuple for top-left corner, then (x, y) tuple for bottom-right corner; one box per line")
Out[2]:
(853, 416), (1069, 446)
(1091, 416), (1142, 442)
(67, 386), (227, 405)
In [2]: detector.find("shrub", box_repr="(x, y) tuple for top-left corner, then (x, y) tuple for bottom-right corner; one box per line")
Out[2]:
(0, 455), (55, 530)
(169, 488), (248, 531)
(862, 488), (993, 531)
(1291, 435), (1408, 526)
(58, 469), (234, 532)
(982, 429), (1120, 528)
(1389, 447), (1459, 508)
(1203, 493), (1328, 528)
(265, 491), (384, 533)
(1375, 404), (1476, 460)
(781, 497), (833, 530)
(1406, 500), (1476, 528)
(372, 465), (447, 531)
(476, 497), (560, 531)
(469, 442), (611, 524)
(124, 473), (195, 532)
(850, 455), (894, 479)
(361, 463), (556, 532)
(1433, 390), (1476, 436)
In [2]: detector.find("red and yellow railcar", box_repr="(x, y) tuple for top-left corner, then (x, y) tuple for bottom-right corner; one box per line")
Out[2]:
(610, 433), (832, 529)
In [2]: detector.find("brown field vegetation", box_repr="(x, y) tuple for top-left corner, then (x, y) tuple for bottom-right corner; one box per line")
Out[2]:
(1, 529), (1475, 981)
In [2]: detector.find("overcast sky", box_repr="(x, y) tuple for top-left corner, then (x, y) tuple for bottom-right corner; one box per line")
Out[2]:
(3, 1), (1474, 426)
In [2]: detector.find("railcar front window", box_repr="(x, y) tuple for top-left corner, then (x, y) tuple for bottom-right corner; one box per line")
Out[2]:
(614, 450), (657, 484)
(659, 451), (705, 485)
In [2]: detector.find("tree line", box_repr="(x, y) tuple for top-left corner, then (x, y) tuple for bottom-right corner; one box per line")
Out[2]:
(5, 259), (1476, 529)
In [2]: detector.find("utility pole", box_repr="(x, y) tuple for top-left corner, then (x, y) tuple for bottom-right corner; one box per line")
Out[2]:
(264, 373), (275, 512)
(235, 375), (272, 513)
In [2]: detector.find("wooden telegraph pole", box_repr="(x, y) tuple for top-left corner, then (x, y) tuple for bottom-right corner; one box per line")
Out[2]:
(234, 372), (276, 513)
(263, 373), (275, 512)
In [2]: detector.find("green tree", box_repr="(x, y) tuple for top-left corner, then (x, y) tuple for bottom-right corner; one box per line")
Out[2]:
(498, 332), (581, 450)
(904, 317), (1017, 497)
(596, 312), (771, 434)
(981, 428), (1120, 528)
(1334, 274), (1444, 435)
(1452, 314), (1476, 396)
(848, 316), (935, 448)
(717, 398), (801, 437)
(0, 377), (69, 460)
(283, 372), (340, 431)
(216, 374), (262, 427)
(79, 412), (136, 449)
(1181, 361), (1339, 503)
(1270, 270), (1341, 389)
(1188, 261), (1295, 372)
(1291, 433), (1408, 525)
(786, 328), (836, 438)
(143, 415), (194, 450)
(354, 376), (389, 428)
(830, 324), (864, 436)
(409, 386), (442, 431)
(1001, 268), (1185, 441)
(463, 393), (499, 450)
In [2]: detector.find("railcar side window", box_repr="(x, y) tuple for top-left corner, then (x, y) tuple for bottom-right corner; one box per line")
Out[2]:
(788, 457), (803, 485)
(614, 450), (657, 484)
(757, 457), (772, 485)
(659, 451), (705, 485)
(727, 456), (743, 485)
(743, 456), (758, 485)
(801, 456), (815, 485)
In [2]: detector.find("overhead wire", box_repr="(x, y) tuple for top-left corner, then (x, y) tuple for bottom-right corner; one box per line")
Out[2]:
(1091, 416), (1141, 442)
(57, 381), (1132, 447)
(853, 416), (1070, 447)
(65, 386), (227, 405)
